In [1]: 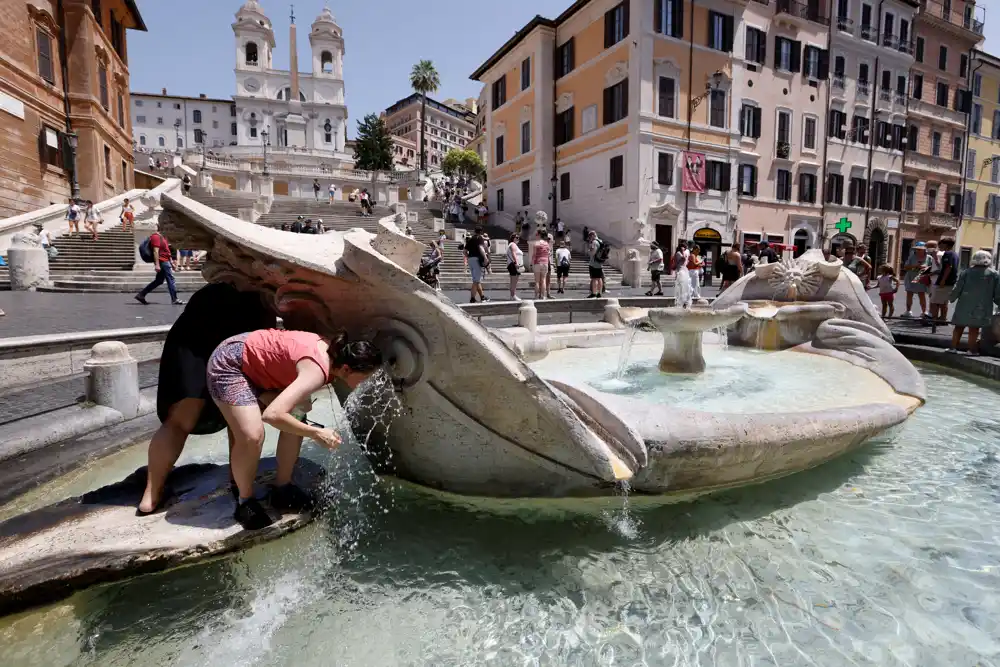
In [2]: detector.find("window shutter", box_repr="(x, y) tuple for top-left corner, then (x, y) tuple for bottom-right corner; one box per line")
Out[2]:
(673, 0), (684, 38)
(802, 46), (813, 75)
(623, 0), (630, 39)
(707, 12), (715, 47)
(752, 107), (761, 138)
(603, 86), (612, 125)
(914, 76), (922, 99)
(966, 150), (976, 179)
(622, 79), (629, 117)
(751, 166), (757, 196)
(724, 15), (734, 51)
(604, 9), (614, 48)
(757, 32), (766, 64)
(720, 162), (731, 190)
(818, 49), (829, 79)
(654, 0), (662, 33)
(774, 36), (782, 70)
(569, 39), (575, 71)
(790, 41), (802, 73)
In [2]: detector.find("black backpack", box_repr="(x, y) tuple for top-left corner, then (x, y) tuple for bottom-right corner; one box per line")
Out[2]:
(595, 240), (612, 264)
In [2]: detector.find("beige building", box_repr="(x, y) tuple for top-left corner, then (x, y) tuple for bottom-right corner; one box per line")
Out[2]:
(0, 0), (146, 218)
(383, 93), (476, 170)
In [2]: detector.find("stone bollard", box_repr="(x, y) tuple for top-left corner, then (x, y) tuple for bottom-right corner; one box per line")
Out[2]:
(622, 256), (643, 288)
(84, 341), (140, 419)
(196, 169), (214, 195)
(8, 231), (49, 291)
(518, 300), (538, 333)
(603, 298), (622, 326)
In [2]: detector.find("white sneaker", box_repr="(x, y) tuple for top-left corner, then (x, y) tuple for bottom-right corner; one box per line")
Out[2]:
(512, 295), (521, 301)
(900, 311), (912, 318)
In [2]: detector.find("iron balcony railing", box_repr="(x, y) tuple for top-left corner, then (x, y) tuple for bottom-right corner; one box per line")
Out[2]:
(775, 0), (830, 26)
(857, 81), (871, 97)
(776, 141), (792, 159)
(833, 74), (846, 90)
(919, 0), (986, 36)
(860, 24), (876, 41)
(836, 15), (854, 33)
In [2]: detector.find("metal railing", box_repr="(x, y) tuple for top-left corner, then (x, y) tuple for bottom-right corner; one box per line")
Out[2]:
(836, 15), (854, 33)
(775, 0), (830, 26)
(860, 24), (876, 41)
(833, 74), (846, 90)
(776, 141), (791, 159)
(857, 81), (871, 97)
(919, 0), (986, 35)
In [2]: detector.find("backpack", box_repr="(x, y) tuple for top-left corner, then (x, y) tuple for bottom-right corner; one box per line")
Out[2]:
(594, 240), (611, 264)
(138, 235), (158, 263)
(559, 253), (571, 268)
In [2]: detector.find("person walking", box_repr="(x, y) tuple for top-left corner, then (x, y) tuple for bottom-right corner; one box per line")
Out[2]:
(930, 237), (959, 322)
(312, 178), (321, 201)
(84, 200), (103, 241)
(120, 198), (135, 233)
(554, 240), (571, 294)
(135, 225), (184, 305)
(464, 227), (489, 303)
(719, 243), (744, 292)
(182, 174), (192, 194)
(65, 197), (81, 235)
(328, 182), (337, 204)
(645, 242), (665, 296)
(948, 251), (1000, 355)
(672, 242), (692, 307)
(530, 231), (551, 300)
(688, 244), (704, 300)
(902, 241), (929, 318)
(876, 264), (899, 319)
(586, 230), (605, 298)
(505, 233), (524, 301)
(843, 245), (872, 283)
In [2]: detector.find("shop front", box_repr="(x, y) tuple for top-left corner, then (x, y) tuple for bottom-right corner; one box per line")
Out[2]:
(691, 227), (723, 285)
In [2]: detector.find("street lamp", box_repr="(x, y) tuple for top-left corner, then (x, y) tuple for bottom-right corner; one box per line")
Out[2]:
(261, 127), (270, 177)
(690, 71), (726, 111)
(64, 131), (80, 200)
(173, 119), (182, 155)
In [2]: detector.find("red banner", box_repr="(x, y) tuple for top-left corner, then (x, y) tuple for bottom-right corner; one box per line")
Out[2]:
(681, 151), (706, 193)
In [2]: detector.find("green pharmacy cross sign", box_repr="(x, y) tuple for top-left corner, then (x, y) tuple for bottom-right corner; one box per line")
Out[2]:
(835, 217), (853, 235)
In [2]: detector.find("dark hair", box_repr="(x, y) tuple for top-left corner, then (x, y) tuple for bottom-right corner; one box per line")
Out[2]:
(330, 333), (383, 373)
(509, 233), (518, 242)
(879, 263), (895, 276)
(939, 237), (955, 249)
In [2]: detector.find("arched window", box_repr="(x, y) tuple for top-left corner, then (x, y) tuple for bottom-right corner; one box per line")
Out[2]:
(323, 119), (332, 144)
(245, 41), (258, 65)
(321, 51), (334, 74)
(177, 136), (183, 148)
(139, 134), (146, 145)
(793, 229), (809, 258)
(157, 136), (165, 147)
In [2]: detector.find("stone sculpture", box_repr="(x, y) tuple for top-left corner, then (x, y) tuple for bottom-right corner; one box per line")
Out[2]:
(156, 192), (925, 499)
(8, 230), (49, 291)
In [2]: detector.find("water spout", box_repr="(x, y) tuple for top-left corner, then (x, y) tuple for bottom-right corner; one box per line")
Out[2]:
(616, 327), (639, 380)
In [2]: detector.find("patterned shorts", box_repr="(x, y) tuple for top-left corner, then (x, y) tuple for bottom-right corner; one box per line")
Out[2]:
(207, 333), (261, 407)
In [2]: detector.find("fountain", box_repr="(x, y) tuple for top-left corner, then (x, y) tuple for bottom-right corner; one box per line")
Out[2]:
(628, 304), (749, 373)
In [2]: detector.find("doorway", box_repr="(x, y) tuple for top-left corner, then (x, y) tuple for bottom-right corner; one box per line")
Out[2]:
(655, 224), (674, 274)
(900, 237), (913, 272)
(868, 227), (887, 267)
(692, 227), (722, 284)
(793, 229), (809, 258)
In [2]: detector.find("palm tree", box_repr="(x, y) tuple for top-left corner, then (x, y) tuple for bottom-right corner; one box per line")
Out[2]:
(410, 59), (440, 173)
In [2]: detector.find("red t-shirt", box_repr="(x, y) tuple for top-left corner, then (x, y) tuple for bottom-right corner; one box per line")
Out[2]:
(149, 232), (172, 264)
(240, 329), (330, 390)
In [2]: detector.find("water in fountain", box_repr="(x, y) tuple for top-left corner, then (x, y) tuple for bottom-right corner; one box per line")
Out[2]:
(615, 326), (639, 380)
(712, 324), (729, 352)
(601, 480), (640, 540)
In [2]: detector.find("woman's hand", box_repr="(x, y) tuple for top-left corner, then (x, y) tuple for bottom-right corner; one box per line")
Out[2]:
(312, 428), (342, 450)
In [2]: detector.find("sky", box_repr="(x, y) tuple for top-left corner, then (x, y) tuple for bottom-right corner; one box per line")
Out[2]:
(128, 0), (569, 138)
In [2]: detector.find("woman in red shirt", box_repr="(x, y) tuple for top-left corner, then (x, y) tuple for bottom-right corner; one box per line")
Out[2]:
(207, 329), (383, 529)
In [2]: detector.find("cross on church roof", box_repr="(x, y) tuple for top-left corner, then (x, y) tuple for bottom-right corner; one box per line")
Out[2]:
(290, 4), (295, 24)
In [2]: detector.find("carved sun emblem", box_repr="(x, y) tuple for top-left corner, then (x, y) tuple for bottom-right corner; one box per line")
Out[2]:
(768, 258), (822, 300)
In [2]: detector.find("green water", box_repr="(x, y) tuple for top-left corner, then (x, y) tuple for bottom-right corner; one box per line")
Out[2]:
(1, 365), (999, 666)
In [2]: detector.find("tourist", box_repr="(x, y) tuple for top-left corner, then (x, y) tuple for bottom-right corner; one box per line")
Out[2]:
(586, 230), (605, 298)
(464, 226), (489, 303)
(757, 240), (778, 264)
(843, 246), (872, 283)
(148, 156), (155, 172)
(645, 241), (664, 296)
(555, 217), (565, 239)
(555, 240), (571, 295)
(902, 241), (929, 318)
(135, 224), (184, 306)
(877, 264), (899, 319)
(328, 182), (337, 204)
(506, 233), (523, 301)
(420, 241), (442, 290)
(83, 200), (102, 241)
(290, 216), (304, 234)
(922, 239), (941, 319)
(137, 283), (277, 515)
(302, 219), (318, 235)
(930, 237), (959, 322)
(312, 179), (321, 201)
(438, 229), (447, 253)
(182, 174), (192, 194)
(120, 198), (135, 233)
(719, 243), (744, 292)
(482, 233), (492, 274)
(65, 197), (81, 235)
(208, 329), (383, 529)
(316, 219), (325, 234)
(530, 230), (551, 300)
(177, 249), (194, 270)
(688, 244), (704, 300)
(281, 222), (289, 232)
(406, 226), (415, 238)
(948, 251), (1000, 355)
(672, 242), (692, 307)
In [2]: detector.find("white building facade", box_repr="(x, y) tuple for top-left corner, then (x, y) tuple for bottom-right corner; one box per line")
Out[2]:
(131, 91), (237, 152)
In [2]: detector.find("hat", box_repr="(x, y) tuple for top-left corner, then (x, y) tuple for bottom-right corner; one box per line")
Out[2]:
(913, 241), (926, 248)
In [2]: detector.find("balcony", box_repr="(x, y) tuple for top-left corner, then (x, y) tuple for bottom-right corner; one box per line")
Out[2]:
(916, 210), (959, 231)
(775, 0), (830, 27)
(860, 24), (876, 42)
(918, 0), (986, 42)
(857, 81), (871, 98)
(832, 74), (846, 91)
(907, 97), (968, 129)
(905, 150), (962, 179)
(776, 141), (791, 159)
(836, 15), (854, 34)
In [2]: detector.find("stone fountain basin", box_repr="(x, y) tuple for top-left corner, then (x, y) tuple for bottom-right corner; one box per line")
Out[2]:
(729, 300), (847, 350)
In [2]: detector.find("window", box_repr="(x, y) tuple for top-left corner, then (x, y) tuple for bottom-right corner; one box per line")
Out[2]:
(39, 126), (63, 168)
(912, 74), (923, 99)
(139, 134), (146, 145)
(799, 172), (817, 203)
(905, 185), (915, 211)
(555, 108), (574, 145)
(777, 109), (791, 148)
(521, 179), (530, 206)
(137, 115), (146, 124)
(136, 100), (143, 107)
(994, 111), (1000, 140)
(655, 0), (683, 38)
(174, 103), (181, 110)
(875, 121), (891, 148)
(952, 136), (963, 161)
(117, 94), (124, 127)
(491, 75), (506, 111)
(967, 150), (977, 179)
(972, 104), (982, 133)
(157, 117), (163, 125)
(830, 109), (848, 139)
(495, 135), (505, 164)
(936, 82), (948, 107)
(92, 0), (102, 25)
(738, 164), (757, 197)
(706, 160), (730, 191)
(103, 145), (111, 180)
(776, 169), (792, 201)
(892, 124), (905, 150)
(932, 131), (941, 156)
(775, 36), (801, 72)
(881, 70), (891, 92)
(158, 136), (165, 147)
(157, 102), (161, 108)
(928, 187), (937, 211)
(194, 128), (204, 144)
(560, 172), (571, 200)
(826, 173), (844, 204)
(740, 104), (761, 138)
(212, 120), (219, 129)
(745, 27), (766, 65)
(965, 190), (977, 216)
(993, 156), (1000, 183)
(803, 46), (822, 79)
(803, 117), (817, 150)
(231, 122), (237, 136)
(246, 42), (258, 65)
(883, 13), (895, 41)
(521, 121), (531, 154)
(321, 51), (334, 74)
(989, 195), (1000, 220)
(708, 12), (734, 52)
(849, 177), (867, 207)
(939, 45), (948, 71)
(604, 2), (629, 48)
(834, 55), (845, 77)
(556, 38), (575, 78)
(861, 3), (872, 36)
(231, 106), (237, 117)
(658, 77), (676, 118)
(193, 110), (202, 123)
(36, 29), (54, 84)
(974, 73), (983, 97)
(609, 155), (624, 188)
(907, 124), (918, 150)
(709, 89), (726, 128)
(521, 57), (531, 91)
(98, 65), (108, 109)
(657, 152), (674, 186)
(858, 62), (869, 84)
(431, 141), (438, 149)
(889, 183), (903, 211)
(603, 79), (628, 125)
(897, 75), (907, 96)
(960, 54), (968, 78)
(915, 37), (924, 62)
(496, 188), (504, 212)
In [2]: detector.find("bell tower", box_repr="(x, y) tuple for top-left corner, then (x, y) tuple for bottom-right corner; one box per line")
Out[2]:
(233, 0), (274, 72)
(309, 4), (345, 78)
